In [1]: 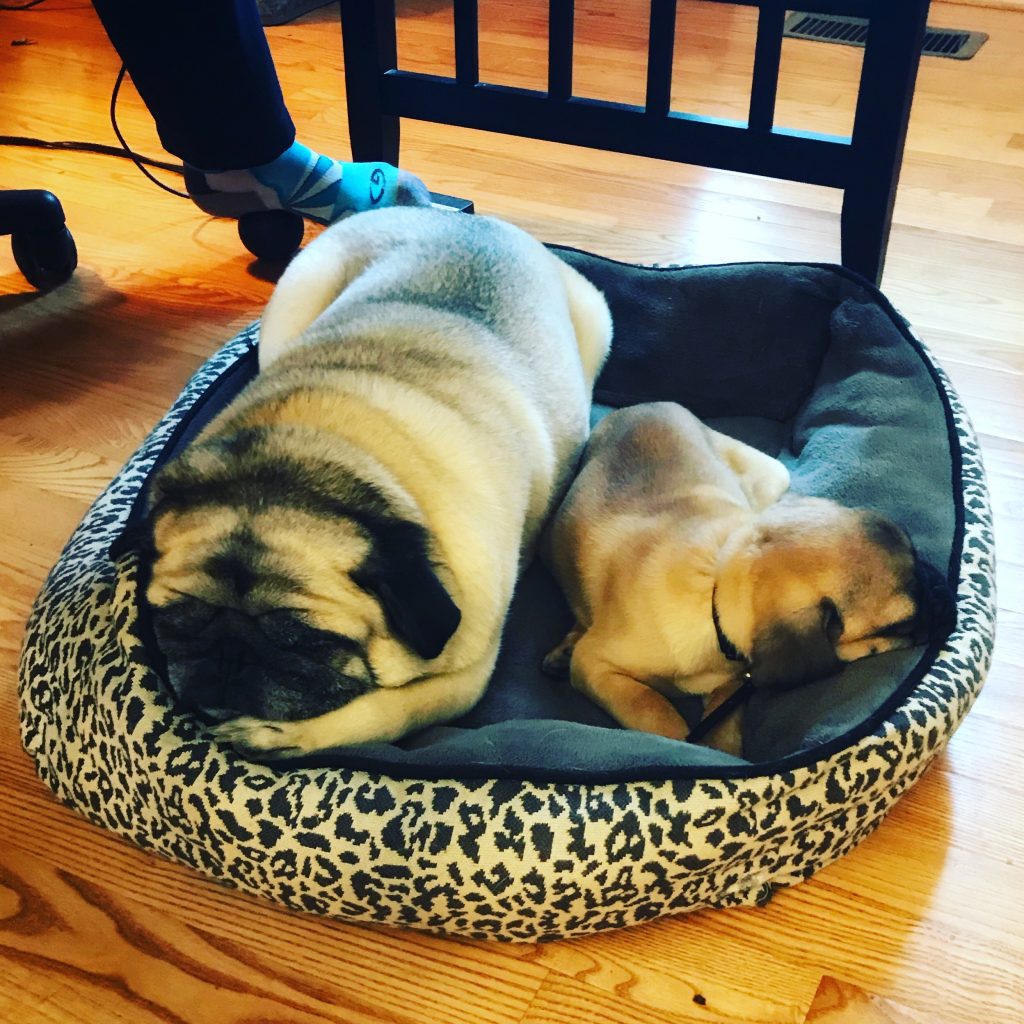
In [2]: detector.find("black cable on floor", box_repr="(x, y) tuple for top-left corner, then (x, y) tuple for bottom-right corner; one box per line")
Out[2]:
(1, 62), (190, 200)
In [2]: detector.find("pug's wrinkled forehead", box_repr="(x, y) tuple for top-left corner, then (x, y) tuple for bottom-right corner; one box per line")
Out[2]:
(148, 503), (371, 615)
(144, 424), (405, 613)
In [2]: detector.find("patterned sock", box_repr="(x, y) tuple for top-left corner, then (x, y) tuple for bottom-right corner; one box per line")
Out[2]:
(183, 141), (429, 223)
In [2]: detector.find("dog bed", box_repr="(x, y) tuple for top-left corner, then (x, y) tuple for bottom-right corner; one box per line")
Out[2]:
(19, 252), (995, 940)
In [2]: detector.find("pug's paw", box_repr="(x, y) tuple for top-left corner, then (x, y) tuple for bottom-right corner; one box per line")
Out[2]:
(212, 717), (307, 759)
(542, 623), (585, 679)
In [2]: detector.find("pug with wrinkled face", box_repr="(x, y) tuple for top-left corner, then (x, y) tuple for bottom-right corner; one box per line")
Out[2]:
(541, 401), (956, 756)
(146, 207), (612, 757)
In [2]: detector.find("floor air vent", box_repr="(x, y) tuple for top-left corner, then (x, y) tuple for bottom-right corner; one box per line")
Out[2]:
(783, 13), (988, 61)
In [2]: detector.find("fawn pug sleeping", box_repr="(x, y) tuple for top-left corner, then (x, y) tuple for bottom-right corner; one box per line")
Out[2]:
(541, 402), (955, 756)
(145, 208), (611, 757)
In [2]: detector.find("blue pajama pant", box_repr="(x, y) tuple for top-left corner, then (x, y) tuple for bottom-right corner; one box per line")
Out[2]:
(91, 0), (296, 171)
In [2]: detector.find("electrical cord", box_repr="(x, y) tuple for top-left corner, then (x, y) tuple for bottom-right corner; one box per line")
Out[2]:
(0, 1), (48, 10)
(107, 63), (189, 198)
(0, 133), (184, 177)
(2, 60), (191, 200)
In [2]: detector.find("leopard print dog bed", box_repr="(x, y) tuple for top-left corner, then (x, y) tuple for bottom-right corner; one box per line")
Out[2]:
(19, 255), (995, 940)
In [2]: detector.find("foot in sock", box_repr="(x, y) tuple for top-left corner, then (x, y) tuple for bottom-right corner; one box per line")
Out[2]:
(183, 141), (432, 222)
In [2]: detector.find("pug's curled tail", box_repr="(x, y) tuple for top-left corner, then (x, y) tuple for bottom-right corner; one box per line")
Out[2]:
(555, 257), (613, 387)
(257, 223), (372, 371)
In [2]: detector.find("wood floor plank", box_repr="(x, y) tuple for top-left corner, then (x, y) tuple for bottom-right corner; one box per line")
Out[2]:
(803, 975), (956, 1024)
(1, 846), (452, 1024)
(518, 968), (741, 1024)
(0, 839), (548, 1024)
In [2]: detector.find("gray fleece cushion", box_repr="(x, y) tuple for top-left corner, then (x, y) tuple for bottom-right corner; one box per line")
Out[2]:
(118, 255), (958, 776)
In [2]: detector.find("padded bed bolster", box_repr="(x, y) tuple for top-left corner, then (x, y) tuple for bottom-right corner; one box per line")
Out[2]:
(565, 256), (850, 419)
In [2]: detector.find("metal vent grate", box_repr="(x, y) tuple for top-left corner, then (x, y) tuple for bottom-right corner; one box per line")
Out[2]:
(783, 13), (988, 61)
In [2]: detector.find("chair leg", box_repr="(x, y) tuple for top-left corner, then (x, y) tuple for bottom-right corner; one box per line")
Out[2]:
(349, 114), (400, 167)
(340, 0), (401, 165)
(840, 181), (892, 286)
(841, 0), (929, 285)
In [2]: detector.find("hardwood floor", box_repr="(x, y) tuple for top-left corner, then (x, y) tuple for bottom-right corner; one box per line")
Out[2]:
(2, 2), (1022, 1022)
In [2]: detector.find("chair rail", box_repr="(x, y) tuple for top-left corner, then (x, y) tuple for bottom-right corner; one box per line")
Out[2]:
(339, 0), (929, 283)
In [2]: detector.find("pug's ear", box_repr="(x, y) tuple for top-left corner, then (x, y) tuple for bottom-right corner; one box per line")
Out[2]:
(108, 509), (158, 561)
(750, 598), (844, 689)
(913, 558), (957, 643)
(354, 521), (462, 660)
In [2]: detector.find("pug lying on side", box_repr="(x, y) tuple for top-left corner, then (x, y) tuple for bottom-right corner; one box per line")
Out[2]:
(145, 208), (611, 757)
(541, 402), (954, 756)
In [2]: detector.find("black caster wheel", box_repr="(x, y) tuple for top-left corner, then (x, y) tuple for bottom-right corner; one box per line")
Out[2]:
(238, 209), (304, 260)
(11, 226), (78, 290)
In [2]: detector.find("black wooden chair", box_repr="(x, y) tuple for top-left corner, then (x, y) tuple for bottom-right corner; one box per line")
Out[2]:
(338, 0), (930, 284)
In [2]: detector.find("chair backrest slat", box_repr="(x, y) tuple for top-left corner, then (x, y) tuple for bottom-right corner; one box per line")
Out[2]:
(339, 0), (931, 282)
(645, 0), (678, 117)
(454, 0), (480, 86)
(548, 0), (575, 101)
(748, 1), (784, 131)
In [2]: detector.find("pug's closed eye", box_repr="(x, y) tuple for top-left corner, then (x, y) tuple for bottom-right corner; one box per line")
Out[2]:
(257, 610), (360, 655)
(156, 597), (218, 634)
(876, 615), (918, 639)
(257, 609), (309, 648)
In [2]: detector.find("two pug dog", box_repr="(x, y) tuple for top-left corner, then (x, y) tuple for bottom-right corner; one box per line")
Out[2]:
(145, 208), (951, 759)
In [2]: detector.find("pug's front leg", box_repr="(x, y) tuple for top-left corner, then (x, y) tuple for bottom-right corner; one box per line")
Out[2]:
(541, 621), (586, 678)
(213, 717), (307, 759)
(709, 431), (790, 511)
(570, 636), (690, 741)
(695, 680), (745, 757)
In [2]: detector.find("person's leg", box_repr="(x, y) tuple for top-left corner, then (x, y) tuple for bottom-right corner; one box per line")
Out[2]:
(92, 0), (294, 170)
(90, 0), (429, 220)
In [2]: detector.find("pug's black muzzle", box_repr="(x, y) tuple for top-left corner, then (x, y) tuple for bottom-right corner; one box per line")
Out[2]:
(152, 604), (374, 722)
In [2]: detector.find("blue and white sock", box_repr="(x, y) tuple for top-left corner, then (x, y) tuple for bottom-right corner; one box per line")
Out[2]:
(183, 141), (429, 223)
